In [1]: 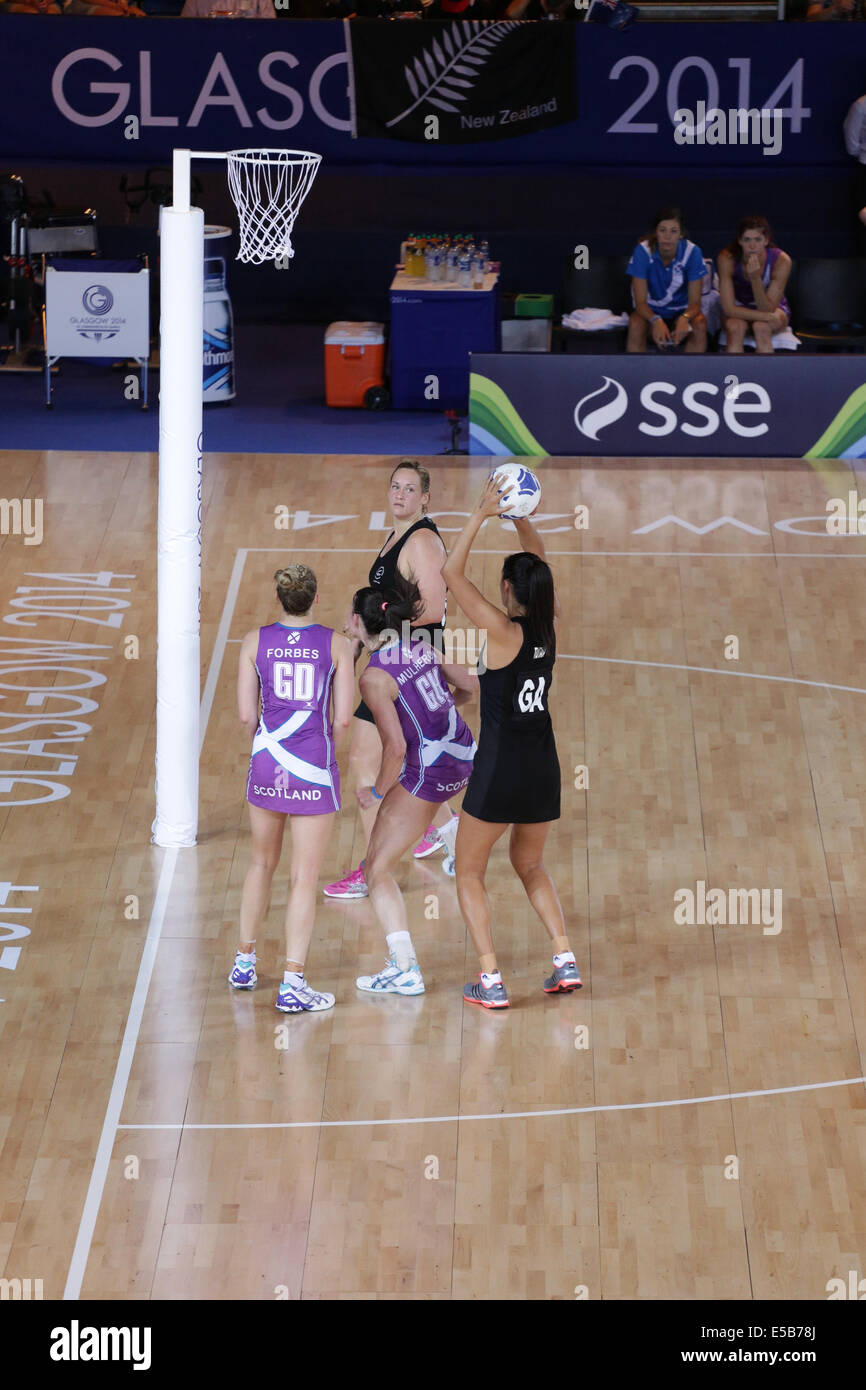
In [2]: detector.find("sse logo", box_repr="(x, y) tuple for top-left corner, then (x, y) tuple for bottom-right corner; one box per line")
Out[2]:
(574, 375), (770, 442)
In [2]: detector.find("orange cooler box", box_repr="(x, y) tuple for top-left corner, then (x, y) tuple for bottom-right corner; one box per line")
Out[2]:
(324, 321), (388, 409)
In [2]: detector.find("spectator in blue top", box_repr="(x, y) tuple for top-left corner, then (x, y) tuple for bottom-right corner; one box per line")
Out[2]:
(626, 207), (708, 354)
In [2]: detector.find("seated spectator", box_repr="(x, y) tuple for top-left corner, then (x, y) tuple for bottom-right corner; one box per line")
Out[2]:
(62, 0), (144, 11)
(844, 93), (866, 251)
(626, 207), (707, 354)
(807, 0), (864, 17)
(504, 0), (574, 15)
(181, 0), (275, 12)
(717, 215), (791, 356)
(434, 0), (501, 14)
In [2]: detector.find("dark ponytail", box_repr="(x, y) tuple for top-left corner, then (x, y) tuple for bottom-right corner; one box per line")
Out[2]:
(502, 552), (555, 655)
(352, 573), (422, 639)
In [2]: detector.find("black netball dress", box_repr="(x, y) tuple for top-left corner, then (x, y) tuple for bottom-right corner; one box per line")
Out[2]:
(461, 616), (560, 824)
(355, 516), (447, 724)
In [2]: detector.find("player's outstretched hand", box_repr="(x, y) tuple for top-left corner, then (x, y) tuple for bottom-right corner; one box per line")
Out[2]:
(475, 472), (515, 520)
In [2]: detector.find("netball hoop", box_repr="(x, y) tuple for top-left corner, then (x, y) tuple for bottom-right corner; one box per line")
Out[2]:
(152, 148), (321, 848)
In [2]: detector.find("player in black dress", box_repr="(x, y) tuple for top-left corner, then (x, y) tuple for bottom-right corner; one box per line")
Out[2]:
(324, 461), (461, 898)
(442, 473), (582, 1009)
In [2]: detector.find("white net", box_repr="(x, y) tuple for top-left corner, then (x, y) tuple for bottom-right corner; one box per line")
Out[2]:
(226, 149), (322, 266)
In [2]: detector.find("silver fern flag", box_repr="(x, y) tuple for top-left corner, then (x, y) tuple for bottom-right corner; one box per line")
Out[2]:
(346, 19), (575, 143)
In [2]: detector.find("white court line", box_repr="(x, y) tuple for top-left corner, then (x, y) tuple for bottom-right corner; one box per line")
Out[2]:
(248, 547), (866, 558)
(118, 1076), (866, 1131)
(63, 847), (179, 1299)
(200, 549), (247, 754)
(63, 549), (249, 1300)
(558, 654), (866, 698)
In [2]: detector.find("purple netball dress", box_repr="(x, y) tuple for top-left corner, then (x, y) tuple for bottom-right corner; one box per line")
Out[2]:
(732, 246), (790, 319)
(246, 622), (340, 815)
(366, 638), (476, 802)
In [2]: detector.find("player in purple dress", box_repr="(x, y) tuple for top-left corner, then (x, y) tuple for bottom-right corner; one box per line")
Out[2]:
(230, 564), (354, 1013)
(348, 578), (479, 995)
(718, 215), (792, 355)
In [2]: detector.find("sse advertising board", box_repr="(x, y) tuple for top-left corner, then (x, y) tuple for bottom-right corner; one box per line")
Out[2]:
(469, 354), (866, 460)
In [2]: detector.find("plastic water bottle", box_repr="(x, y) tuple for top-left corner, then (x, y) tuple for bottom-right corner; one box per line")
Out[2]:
(424, 246), (434, 280)
(479, 239), (490, 274)
(446, 247), (459, 283)
(458, 253), (471, 289)
(432, 247), (444, 282)
(472, 254), (485, 289)
(203, 257), (235, 402)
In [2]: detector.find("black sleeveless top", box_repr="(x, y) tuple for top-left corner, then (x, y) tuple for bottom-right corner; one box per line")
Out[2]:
(477, 616), (555, 738)
(369, 516), (447, 628)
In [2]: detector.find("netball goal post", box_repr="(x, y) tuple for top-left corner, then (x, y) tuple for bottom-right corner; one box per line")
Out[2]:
(152, 148), (321, 848)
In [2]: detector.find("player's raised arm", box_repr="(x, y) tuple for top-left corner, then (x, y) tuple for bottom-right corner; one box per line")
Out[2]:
(513, 513), (547, 563)
(512, 517), (560, 620)
(441, 474), (521, 636)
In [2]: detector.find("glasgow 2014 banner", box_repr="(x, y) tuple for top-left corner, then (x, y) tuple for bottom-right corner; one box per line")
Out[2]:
(346, 18), (575, 143)
(469, 354), (866, 460)
(3, 18), (866, 169)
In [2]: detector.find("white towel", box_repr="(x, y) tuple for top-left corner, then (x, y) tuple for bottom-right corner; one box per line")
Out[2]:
(562, 307), (629, 331)
(717, 327), (801, 352)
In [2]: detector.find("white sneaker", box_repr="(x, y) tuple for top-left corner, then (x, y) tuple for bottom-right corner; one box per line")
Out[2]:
(276, 977), (335, 1012)
(356, 956), (425, 995)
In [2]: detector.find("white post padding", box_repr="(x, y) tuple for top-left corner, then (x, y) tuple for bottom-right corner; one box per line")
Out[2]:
(152, 203), (204, 847)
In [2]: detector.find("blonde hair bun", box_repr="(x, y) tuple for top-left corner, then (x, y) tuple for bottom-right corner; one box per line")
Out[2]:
(274, 563), (318, 616)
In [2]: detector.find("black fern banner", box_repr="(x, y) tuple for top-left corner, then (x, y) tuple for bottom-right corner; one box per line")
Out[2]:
(346, 19), (576, 144)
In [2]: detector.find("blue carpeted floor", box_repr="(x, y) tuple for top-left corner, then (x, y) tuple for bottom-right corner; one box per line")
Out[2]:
(0, 323), (465, 456)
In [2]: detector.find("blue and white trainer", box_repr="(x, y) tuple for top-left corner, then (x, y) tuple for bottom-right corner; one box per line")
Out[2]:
(228, 955), (257, 989)
(356, 957), (425, 996)
(276, 977), (335, 1013)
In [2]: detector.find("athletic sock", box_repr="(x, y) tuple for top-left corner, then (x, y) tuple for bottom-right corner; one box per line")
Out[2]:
(386, 931), (414, 972)
(481, 970), (502, 988)
(237, 948), (256, 963)
(553, 951), (575, 969)
(283, 969), (304, 986)
(437, 814), (459, 858)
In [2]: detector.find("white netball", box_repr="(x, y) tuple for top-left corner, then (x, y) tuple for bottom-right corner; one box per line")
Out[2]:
(490, 462), (542, 520)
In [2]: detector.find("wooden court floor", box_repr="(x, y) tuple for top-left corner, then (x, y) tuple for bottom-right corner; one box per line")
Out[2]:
(1, 449), (865, 1301)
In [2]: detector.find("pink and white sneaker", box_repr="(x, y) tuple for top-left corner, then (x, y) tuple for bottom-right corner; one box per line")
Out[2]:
(323, 863), (367, 899)
(413, 825), (442, 859)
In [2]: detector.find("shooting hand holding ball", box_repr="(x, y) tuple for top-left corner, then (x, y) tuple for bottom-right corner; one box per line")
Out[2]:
(474, 473), (516, 520)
